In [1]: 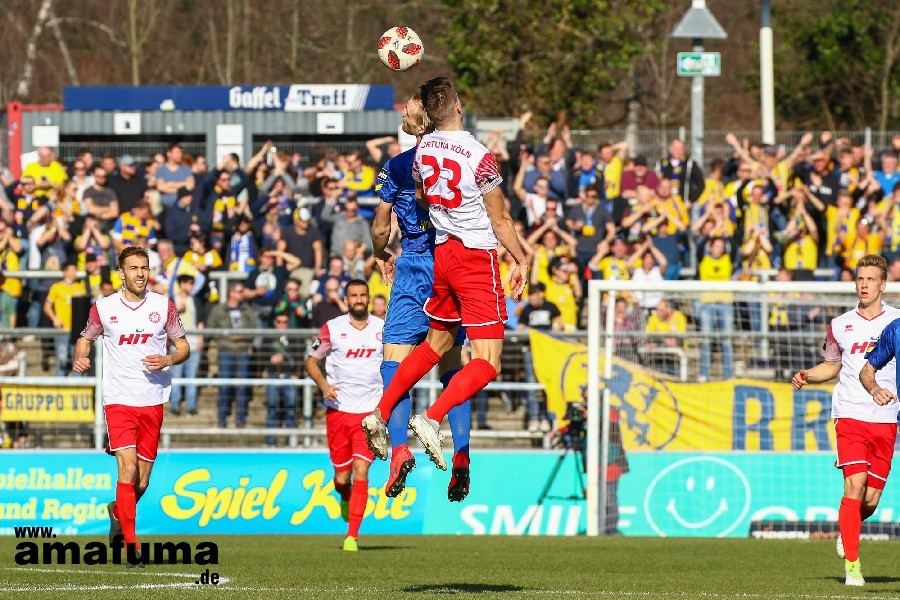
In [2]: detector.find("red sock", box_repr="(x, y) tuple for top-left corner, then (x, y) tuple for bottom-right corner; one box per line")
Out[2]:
(115, 481), (137, 545)
(426, 359), (497, 423)
(378, 342), (442, 420)
(347, 479), (369, 538)
(334, 479), (351, 501)
(839, 497), (862, 562)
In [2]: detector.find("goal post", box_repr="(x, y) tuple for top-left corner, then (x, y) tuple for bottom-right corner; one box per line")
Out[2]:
(583, 278), (900, 538)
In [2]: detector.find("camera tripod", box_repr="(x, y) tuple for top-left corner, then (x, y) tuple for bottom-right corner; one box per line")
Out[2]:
(533, 443), (586, 508)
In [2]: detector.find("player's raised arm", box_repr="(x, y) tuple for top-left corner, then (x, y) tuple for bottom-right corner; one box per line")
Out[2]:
(371, 200), (396, 283)
(372, 160), (398, 265)
(483, 187), (528, 300)
(860, 319), (900, 405)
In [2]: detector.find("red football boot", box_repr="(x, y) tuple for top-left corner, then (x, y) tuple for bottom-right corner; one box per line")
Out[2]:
(385, 444), (416, 498)
(447, 452), (470, 502)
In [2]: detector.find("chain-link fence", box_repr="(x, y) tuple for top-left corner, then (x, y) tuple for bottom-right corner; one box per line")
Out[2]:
(49, 128), (898, 174)
(55, 141), (208, 165)
(526, 129), (896, 171)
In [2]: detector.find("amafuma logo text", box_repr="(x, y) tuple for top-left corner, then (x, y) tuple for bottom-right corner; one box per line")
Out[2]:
(13, 526), (219, 566)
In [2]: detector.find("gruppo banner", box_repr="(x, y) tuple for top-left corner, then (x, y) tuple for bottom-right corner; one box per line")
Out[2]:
(529, 330), (836, 451)
(1, 385), (94, 422)
(1, 451), (893, 538)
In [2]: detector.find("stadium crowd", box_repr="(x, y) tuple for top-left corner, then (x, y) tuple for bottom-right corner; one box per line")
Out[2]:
(1, 123), (900, 442)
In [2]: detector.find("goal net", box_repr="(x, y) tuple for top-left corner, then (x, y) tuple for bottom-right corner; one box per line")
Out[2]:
(576, 279), (900, 537)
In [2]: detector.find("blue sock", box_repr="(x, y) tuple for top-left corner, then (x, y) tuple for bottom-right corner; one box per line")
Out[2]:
(442, 369), (470, 456)
(381, 361), (410, 448)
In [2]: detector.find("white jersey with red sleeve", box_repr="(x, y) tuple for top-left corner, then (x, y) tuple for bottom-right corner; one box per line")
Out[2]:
(413, 129), (503, 250)
(308, 314), (384, 414)
(824, 303), (900, 423)
(80, 290), (186, 407)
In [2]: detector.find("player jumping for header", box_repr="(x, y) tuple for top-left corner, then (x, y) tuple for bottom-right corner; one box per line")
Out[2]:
(74, 246), (190, 567)
(363, 76), (529, 471)
(792, 254), (900, 587)
(371, 90), (473, 501)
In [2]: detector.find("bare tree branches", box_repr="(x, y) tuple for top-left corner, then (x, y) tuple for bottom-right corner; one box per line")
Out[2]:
(15, 0), (53, 99)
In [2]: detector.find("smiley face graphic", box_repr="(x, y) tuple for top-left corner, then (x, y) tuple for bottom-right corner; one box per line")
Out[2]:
(644, 456), (751, 537)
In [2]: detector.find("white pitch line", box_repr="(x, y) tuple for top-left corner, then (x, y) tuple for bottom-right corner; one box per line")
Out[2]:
(0, 566), (232, 592)
(0, 566), (210, 579)
(0, 583), (199, 591)
(0, 573), (888, 599)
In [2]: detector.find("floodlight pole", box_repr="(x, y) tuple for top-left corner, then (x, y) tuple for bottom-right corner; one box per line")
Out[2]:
(690, 38), (705, 167)
(760, 0), (775, 144)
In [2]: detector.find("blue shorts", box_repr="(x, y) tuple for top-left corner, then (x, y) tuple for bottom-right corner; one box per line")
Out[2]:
(384, 253), (467, 346)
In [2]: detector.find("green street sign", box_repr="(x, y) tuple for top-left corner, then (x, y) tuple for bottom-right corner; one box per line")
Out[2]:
(676, 52), (721, 77)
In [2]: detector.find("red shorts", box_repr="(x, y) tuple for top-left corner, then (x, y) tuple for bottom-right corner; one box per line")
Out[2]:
(104, 404), (164, 462)
(423, 238), (507, 339)
(326, 408), (374, 471)
(835, 418), (897, 490)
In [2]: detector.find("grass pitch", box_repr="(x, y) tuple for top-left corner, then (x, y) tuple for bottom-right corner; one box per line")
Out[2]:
(1, 535), (899, 599)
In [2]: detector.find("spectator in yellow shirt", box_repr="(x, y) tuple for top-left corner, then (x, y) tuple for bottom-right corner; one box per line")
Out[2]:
(725, 131), (813, 194)
(780, 195), (819, 272)
(185, 233), (224, 273)
(43, 262), (86, 376)
(697, 237), (734, 381)
(537, 256), (581, 331)
(843, 217), (884, 270)
(826, 191), (860, 267)
(342, 150), (376, 197)
(646, 298), (687, 350)
(21, 147), (68, 199)
(645, 298), (688, 377)
(588, 237), (632, 281)
(594, 140), (628, 202)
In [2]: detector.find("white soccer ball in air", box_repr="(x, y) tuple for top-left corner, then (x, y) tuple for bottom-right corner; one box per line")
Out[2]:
(378, 26), (424, 71)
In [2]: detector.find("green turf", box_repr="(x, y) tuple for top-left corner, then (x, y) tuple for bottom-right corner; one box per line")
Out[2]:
(1, 535), (899, 599)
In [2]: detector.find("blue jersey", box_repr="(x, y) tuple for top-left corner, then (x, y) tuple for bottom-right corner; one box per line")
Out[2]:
(376, 147), (435, 255)
(867, 317), (900, 380)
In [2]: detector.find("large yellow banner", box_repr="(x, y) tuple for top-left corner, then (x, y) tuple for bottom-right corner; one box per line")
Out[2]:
(529, 330), (836, 451)
(1, 385), (95, 422)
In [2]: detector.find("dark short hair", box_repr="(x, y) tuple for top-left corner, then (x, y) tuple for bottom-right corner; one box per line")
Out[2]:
(176, 273), (195, 285)
(346, 279), (369, 294)
(420, 77), (458, 127)
(118, 246), (149, 269)
(166, 141), (183, 153)
(62, 260), (77, 270)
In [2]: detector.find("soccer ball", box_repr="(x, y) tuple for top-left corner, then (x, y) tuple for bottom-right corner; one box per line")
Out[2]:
(378, 26), (424, 71)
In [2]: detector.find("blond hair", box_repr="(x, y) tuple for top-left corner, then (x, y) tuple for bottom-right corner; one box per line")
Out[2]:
(857, 254), (888, 281)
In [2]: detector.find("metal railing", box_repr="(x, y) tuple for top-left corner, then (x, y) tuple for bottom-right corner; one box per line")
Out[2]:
(0, 324), (550, 449)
